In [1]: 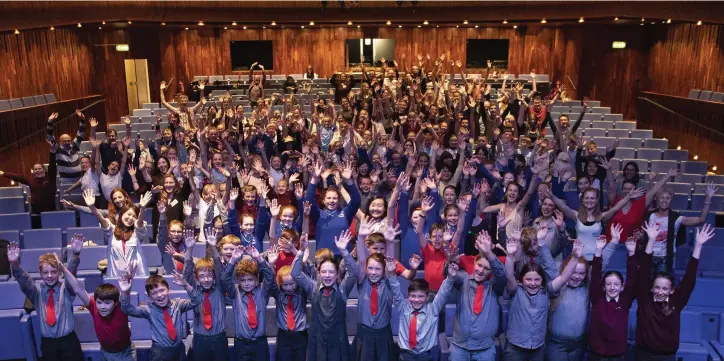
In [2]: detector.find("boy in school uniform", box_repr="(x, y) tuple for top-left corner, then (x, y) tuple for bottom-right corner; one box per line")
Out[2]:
(8, 240), (84, 361)
(448, 232), (507, 361)
(55, 234), (137, 361)
(183, 229), (229, 361)
(119, 261), (202, 361)
(398, 263), (458, 361)
(221, 244), (275, 361)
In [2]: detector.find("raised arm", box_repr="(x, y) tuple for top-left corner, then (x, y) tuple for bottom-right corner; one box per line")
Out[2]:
(646, 169), (677, 206)
(504, 236), (520, 294)
(550, 240), (584, 292)
(682, 183), (718, 226)
(82, 189), (110, 228)
(601, 188), (643, 222)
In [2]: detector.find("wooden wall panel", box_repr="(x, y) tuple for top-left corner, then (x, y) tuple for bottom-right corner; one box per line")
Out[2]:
(647, 24), (724, 97)
(90, 30), (133, 123)
(0, 28), (95, 101)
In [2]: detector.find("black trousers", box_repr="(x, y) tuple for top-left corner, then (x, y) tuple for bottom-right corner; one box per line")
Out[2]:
(40, 331), (84, 361)
(276, 329), (308, 361)
(149, 342), (186, 361)
(634, 347), (676, 361)
(233, 336), (269, 361)
(192, 331), (229, 361)
(400, 349), (433, 361)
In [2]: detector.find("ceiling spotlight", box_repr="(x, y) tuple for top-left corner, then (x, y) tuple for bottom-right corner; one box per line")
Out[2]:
(423, 20), (429, 25)
(128, 20), (132, 24)
(357, 25), (360, 28)
(541, 19), (547, 24)
(102, 21), (106, 25)
(579, 17), (584, 23)
(398, 25), (402, 28)
(161, 22), (166, 26)
(224, 27), (228, 30)
(271, 21), (277, 26)
(666, 19), (671, 24)
(185, 27), (189, 30)
(232, 21), (237, 26)
(641, 18), (645, 22)
(640, 23), (644, 26)
(463, 20), (468, 25)
(347, 21), (353, 25)
(651, 21), (655, 24)
(417, 25), (421, 28)
(14, 29), (19, 35)
(475, 25), (479, 28)
(713, 165), (718, 171)
(456, 25), (459, 28)
(513, 25), (518, 29)
(383, 20), (389, 25)
(77, 23), (82, 28)
(694, 155), (699, 160)
(503, 20), (508, 24)
(243, 26), (247, 30)
(98, 26), (102, 30)
(198, 21), (205, 26)
(676, 145), (682, 150)
(50, 26), (55, 31)
(697, 20), (702, 25)
(309, 21), (314, 26)
(263, 26), (266, 29)
(614, 17), (619, 21)
(301, 25), (305, 29)
(436, 25), (439, 28)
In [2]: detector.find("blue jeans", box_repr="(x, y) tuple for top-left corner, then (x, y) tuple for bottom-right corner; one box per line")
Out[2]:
(503, 341), (544, 361)
(544, 337), (584, 361)
(448, 343), (496, 361)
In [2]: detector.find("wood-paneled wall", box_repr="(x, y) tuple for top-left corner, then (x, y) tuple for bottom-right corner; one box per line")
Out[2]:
(648, 24), (724, 96)
(0, 28), (95, 101)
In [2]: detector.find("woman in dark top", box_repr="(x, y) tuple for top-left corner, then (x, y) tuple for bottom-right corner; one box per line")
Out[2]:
(0, 143), (57, 215)
(330, 72), (359, 104)
(284, 76), (298, 94)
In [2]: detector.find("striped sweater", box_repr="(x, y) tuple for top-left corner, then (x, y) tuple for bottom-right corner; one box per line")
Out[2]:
(47, 116), (86, 182)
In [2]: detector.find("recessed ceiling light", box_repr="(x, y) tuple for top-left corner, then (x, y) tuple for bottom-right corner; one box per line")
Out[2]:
(348, 21), (353, 26)
(503, 20), (508, 24)
(513, 25), (518, 29)
(614, 17), (619, 21)
(161, 22), (166, 26)
(423, 20), (429, 25)
(263, 26), (266, 29)
(579, 17), (584, 23)
(224, 27), (228, 30)
(77, 23), (82, 28)
(198, 21), (204, 26)
(456, 25), (459, 28)
(463, 20), (468, 25)
(475, 25), (479, 28)
(651, 21), (655, 24)
(50, 26), (55, 31)
(271, 21), (277, 26)
(357, 25), (360, 28)
(697, 20), (702, 25)
(386, 20), (391, 25)
(243, 26), (248, 30)
(398, 25), (402, 28)
(436, 25), (439, 28)
(232, 21), (237, 26)
(541, 19), (547, 24)
(301, 25), (305, 29)
(417, 25), (421, 28)
(666, 19), (671, 24)
(309, 21), (314, 26)
(102, 21), (106, 25)
(185, 27), (189, 30)
(98, 26), (102, 30)
(127, 20), (132, 24)
(641, 18), (645, 22)
(14, 29), (19, 35)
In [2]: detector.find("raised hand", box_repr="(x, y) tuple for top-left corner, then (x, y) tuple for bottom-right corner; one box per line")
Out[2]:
(269, 199), (280, 217)
(385, 256), (397, 275)
(139, 191), (153, 207)
(267, 244), (280, 264)
(628, 187), (645, 200)
(476, 231), (492, 255)
(335, 229), (353, 251)
(595, 235), (607, 251)
(705, 183), (719, 199)
(553, 209), (565, 228)
(204, 227), (219, 247)
(383, 224), (401, 242)
(409, 254), (422, 269)
(641, 221), (662, 241)
(472, 182), (483, 198)
(183, 200), (192, 217)
(422, 177), (436, 191)
(70, 234), (85, 254)
(443, 229), (455, 243)
(447, 262), (459, 278)
(695, 223), (715, 246)
(171, 270), (188, 287)
(157, 199), (168, 215)
(572, 239), (584, 258)
(506, 236), (519, 256)
(231, 245), (245, 262)
(257, 183), (270, 200)
(625, 236), (637, 255)
(7, 241), (20, 263)
(183, 229), (196, 249)
(341, 161), (353, 180)
(60, 199), (77, 210)
(246, 245), (261, 261)
(82, 189), (96, 207)
(229, 187), (239, 202)
(299, 233), (309, 253)
(358, 215), (373, 237)
(610, 223), (623, 243)
(421, 196), (434, 213)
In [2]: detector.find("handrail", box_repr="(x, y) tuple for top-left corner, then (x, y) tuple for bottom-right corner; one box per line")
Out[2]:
(0, 94), (104, 115)
(637, 95), (724, 137)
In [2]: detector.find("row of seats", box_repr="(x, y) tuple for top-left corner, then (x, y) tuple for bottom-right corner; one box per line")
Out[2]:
(0, 93), (57, 111)
(0, 209), (152, 231)
(194, 73), (551, 82)
(551, 105), (612, 114)
(550, 112), (625, 123)
(688, 89), (724, 103)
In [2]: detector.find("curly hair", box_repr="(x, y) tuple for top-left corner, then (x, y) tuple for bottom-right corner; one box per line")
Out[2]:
(236, 258), (259, 278)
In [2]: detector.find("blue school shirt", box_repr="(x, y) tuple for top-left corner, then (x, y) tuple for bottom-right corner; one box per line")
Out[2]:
(306, 181), (361, 255)
(398, 191), (420, 269)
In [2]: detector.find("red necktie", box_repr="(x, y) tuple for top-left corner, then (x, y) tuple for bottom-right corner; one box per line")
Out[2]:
(286, 295), (295, 331)
(473, 283), (484, 315)
(163, 307), (177, 341)
(247, 293), (258, 328)
(46, 289), (56, 326)
(409, 311), (419, 349)
(370, 283), (379, 316)
(324, 287), (332, 297)
(203, 292), (212, 330)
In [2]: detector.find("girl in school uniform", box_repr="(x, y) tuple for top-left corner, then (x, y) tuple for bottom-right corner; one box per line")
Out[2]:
(503, 232), (584, 361)
(305, 161), (361, 256)
(82, 188), (153, 278)
(291, 230), (357, 361)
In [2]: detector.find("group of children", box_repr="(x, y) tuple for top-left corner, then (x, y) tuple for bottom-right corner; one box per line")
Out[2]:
(9, 54), (722, 361)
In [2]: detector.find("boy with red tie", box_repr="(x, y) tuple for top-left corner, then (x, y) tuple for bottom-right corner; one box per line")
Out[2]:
(119, 261), (202, 361)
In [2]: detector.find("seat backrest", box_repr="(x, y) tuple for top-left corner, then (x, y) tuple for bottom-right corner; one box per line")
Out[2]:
(681, 161), (708, 175)
(630, 129), (653, 138)
(20, 97), (36, 107)
(0, 187), (24, 198)
(40, 211), (77, 230)
(0, 197), (25, 214)
(699, 90), (713, 101)
(711, 92), (724, 102)
(22, 228), (63, 249)
(19, 247), (61, 268)
(8, 98), (23, 109)
(67, 226), (105, 245)
(44, 93), (57, 103)
(688, 89), (701, 99)
(33, 95), (46, 105)
(615, 148), (636, 159)
(0, 100), (10, 111)
(618, 138), (642, 148)
(77, 246), (107, 270)
(636, 148), (663, 160)
(643, 138), (668, 150)
(0, 213), (31, 231)
(615, 120), (636, 130)
(607, 129), (630, 138)
(663, 149), (689, 162)
(0, 230), (20, 244)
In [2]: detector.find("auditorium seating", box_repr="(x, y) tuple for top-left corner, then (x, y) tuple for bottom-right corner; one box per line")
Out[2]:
(0, 93), (57, 111)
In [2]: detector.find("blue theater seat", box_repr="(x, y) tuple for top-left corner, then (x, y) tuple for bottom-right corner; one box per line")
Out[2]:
(40, 210), (77, 230)
(76, 246), (106, 292)
(0, 230), (20, 243)
(79, 211), (101, 227)
(22, 228), (63, 249)
(66, 226), (105, 245)
(0, 197), (25, 214)
(0, 212), (32, 231)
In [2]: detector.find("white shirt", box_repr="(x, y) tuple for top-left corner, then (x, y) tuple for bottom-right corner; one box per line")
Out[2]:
(100, 172), (123, 200)
(649, 213), (683, 257)
(81, 169), (100, 196)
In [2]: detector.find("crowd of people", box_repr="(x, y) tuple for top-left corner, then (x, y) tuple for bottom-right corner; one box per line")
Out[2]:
(1, 53), (721, 361)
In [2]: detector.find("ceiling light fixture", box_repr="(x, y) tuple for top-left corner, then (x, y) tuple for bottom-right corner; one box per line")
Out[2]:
(423, 20), (429, 25)
(185, 27), (189, 30)
(271, 21), (277, 26)
(666, 19), (671, 24)
(475, 25), (479, 28)
(50, 26), (55, 31)
(128, 20), (132, 24)
(513, 25), (518, 29)
(347, 21), (353, 25)
(232, 21), (237, 26)
(198, 21), (204, 26)
(417, 25), (421, 28)
(357, 25), (360, 28)
(243, 26), (248, 30)
(697, 20), (702, 25)
(14, 29), (19, 35)
(386, 20), (391, 25)
(224, 27), (228, 30)
(641, 18), (645, 22)
(77, 23), (82, 28)
(541, 18), (547, 24)
(579, 17), (585, 23)
(614, 17), (619, 21)
(398, 25), (402, 28)
(301, 25), (305, 28)
(102, 21), (106, 25)
(161, 22), (166, 26)
(309, 21), (314, 26)
(503, 20), (508, 24)
(98, 26), (102, 30)
(463, 20), (468, 25)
